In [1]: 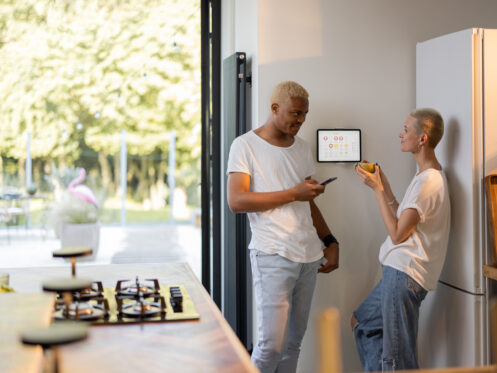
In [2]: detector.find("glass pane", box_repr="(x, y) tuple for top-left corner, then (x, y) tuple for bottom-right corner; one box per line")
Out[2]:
(0, 0), (201, 280)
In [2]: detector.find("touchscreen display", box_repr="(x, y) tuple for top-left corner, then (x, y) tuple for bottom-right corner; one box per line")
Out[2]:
(317, 129), (361, 162)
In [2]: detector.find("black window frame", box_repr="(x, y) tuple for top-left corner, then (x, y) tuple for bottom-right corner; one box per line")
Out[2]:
(200, 0), (221, 306)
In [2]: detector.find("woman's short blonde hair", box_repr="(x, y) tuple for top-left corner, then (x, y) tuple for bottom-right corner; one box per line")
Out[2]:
(409, 108), (444, 148)
(270, 81), (309, 106)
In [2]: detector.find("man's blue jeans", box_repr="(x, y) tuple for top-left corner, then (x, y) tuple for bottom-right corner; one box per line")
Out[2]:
(250, 249), (321, 373)
(353, 266), (427, 371)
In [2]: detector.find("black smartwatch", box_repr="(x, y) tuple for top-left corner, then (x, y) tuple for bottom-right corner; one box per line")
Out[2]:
(323, 233), (338, 247)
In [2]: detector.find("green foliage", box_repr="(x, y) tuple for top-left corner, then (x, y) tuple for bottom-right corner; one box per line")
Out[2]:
(44, 164), (82, 190)
(0, 0), (200, 206)
(47, 190), (100, 236)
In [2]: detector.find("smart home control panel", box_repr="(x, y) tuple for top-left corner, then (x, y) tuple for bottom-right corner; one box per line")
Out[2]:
(317, 129), (361, 163)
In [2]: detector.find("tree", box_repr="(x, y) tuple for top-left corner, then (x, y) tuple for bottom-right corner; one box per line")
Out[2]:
(0, 0), (200, 207)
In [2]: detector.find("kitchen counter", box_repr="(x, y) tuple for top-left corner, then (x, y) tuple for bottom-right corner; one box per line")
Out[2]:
(0, 292), (55, 373)
(5, 263), (258, 373)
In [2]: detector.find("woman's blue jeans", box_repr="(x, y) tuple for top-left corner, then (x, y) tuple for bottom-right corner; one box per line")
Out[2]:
(353, 265), (427, 371)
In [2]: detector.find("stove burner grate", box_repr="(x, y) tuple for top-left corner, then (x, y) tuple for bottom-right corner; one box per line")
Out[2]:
(54, 297), (110, 321)
(78, 281), (104, 300)
(115, 277), (160, 299)
(117, 295), (166, 320)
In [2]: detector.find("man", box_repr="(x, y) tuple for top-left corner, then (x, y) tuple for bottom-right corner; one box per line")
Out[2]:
(227, 81), (339, 373)
(352, 108), (450, 371)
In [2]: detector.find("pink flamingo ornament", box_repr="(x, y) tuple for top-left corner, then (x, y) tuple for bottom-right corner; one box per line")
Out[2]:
(68, 168), (98, 207)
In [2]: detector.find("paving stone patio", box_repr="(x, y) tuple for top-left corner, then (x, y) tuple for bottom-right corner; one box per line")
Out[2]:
(0, 222), (201, 280)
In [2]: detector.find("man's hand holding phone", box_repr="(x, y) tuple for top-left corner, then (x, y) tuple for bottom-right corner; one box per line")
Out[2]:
(294, 177), (336, 201)
(320, 177), (337, 185)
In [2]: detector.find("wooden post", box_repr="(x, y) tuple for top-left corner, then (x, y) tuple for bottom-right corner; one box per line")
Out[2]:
(318, 307), (342, 373)
(485, 175), (497, 265)
(491, 299), (497, 365)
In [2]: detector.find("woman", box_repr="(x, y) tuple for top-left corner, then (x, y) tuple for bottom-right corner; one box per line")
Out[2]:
(352, 108), (450, 371)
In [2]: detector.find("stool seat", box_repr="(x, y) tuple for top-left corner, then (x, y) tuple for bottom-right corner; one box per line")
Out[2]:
(20, 322), (88, 347)
(53, 247), (92, 258)
(42, 277), (93, 293)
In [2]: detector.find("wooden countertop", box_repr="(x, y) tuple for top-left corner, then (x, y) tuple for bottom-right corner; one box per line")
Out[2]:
(0, 292), (55, 373)
(6, 263), (259, 373)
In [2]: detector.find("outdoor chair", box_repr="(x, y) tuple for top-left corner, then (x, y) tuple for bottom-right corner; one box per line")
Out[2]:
(0, 188), (27, 243)
(0, 207), (12, 244)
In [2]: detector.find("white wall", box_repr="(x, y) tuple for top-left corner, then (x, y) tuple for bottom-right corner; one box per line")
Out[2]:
(224, 0), (497, 372)
(221, 0), (258, 127)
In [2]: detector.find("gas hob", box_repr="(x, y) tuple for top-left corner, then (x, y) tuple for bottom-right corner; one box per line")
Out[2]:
(52, 277), (199, 324)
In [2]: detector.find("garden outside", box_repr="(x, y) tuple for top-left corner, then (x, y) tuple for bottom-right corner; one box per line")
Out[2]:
(0, 222), (201, 281)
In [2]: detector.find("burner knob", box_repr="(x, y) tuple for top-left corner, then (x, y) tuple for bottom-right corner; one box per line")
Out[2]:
(172, 294), (183, 303)
(170, 289), (183, 301)
(169, 286), (183, 312)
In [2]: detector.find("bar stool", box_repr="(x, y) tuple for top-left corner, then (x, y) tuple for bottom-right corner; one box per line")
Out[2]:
(20, 321), (89, 373)
(52, 247), (92, 277)
(42, 277), (93, 320)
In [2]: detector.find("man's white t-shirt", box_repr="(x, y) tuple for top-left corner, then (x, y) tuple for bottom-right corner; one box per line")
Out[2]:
(226, 131), (324, 263)
(379, 168), (450, 291)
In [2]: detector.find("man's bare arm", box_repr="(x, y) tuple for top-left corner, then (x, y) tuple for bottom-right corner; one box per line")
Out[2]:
(227, 172), (324, 213)
(310, 200), (339, 273)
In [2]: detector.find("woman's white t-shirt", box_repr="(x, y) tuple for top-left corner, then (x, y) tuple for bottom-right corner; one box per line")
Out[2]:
(379, 168), (450, 290)
(226, 131), (324, 263)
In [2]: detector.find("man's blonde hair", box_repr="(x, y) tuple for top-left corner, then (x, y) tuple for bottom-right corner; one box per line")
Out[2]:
(409, 108), (444, 148)
(270, 81), (309, 106)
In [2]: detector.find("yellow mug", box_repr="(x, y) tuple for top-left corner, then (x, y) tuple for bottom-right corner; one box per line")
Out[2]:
(355, 162), (376, 173)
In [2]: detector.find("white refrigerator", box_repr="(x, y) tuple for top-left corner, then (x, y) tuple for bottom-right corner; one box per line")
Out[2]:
(416, 28), (497, 367)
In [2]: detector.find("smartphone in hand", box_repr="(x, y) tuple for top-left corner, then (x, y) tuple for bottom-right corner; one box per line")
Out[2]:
(320, 177), (337, 185)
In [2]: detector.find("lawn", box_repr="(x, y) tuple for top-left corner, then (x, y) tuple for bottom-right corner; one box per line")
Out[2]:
(12, 206), (196, 229)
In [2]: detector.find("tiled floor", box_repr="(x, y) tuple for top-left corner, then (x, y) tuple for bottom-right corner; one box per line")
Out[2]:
(0, 222), (202, 280)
